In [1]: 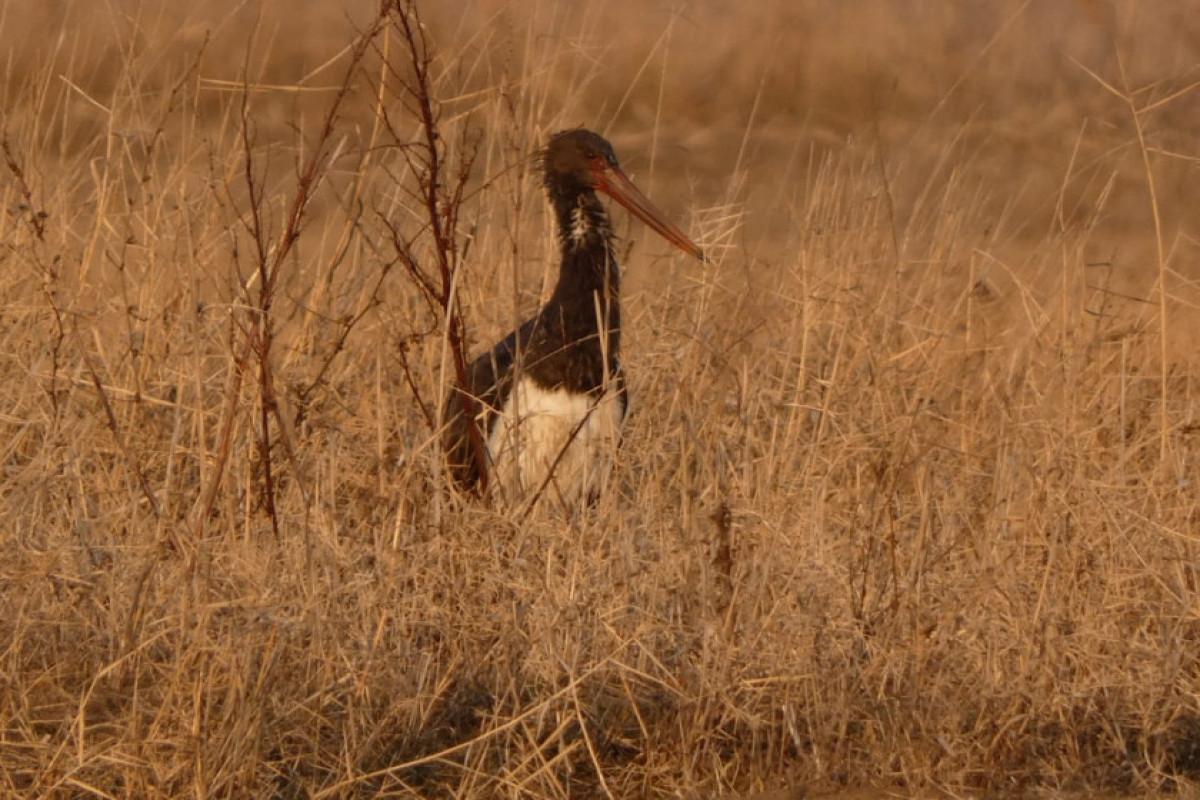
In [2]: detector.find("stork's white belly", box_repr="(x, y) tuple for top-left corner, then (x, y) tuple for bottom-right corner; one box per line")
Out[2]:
(487, 378), (625, 508)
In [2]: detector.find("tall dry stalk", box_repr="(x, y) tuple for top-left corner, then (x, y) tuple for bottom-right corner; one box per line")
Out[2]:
(373, 0), (489, 492)
(192, 7), (394, 538)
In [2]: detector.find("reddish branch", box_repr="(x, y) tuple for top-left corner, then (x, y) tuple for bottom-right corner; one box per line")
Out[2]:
(384, 0), (489, 490)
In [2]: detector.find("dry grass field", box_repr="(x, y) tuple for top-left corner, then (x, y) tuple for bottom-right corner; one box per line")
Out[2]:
(3, 0), (1200, 797)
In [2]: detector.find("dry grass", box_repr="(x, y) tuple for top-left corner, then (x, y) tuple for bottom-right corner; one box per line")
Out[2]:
(3, 1), (1200, 797)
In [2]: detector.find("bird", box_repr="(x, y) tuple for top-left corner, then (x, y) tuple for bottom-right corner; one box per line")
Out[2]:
(442, 128), (704, 509)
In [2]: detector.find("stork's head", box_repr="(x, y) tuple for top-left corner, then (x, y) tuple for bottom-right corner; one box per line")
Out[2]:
(543, 129), (705, 261)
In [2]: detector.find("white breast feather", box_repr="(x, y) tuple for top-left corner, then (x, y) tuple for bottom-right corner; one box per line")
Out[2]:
(487, 377), (624, 508)
(569, 204), (590, 248)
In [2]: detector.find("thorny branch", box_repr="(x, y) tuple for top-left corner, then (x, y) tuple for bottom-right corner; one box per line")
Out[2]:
(193, 7), (392, 537)
(375, 0), (489, 490)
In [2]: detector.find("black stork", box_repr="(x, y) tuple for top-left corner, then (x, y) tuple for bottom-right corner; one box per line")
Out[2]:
(442, 128), (704, 508)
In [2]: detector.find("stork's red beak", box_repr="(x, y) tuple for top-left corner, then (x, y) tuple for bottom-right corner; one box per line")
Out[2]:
(595, 165), (705, 262)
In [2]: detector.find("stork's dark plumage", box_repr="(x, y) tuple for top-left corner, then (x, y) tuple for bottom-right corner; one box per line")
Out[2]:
(443, 129), (704, 507)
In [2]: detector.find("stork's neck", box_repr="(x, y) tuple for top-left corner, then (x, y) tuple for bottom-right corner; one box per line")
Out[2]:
(547, 188), (620, 331)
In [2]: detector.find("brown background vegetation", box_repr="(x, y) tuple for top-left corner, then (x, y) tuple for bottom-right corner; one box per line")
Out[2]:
(2, 0), (1199, 797)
